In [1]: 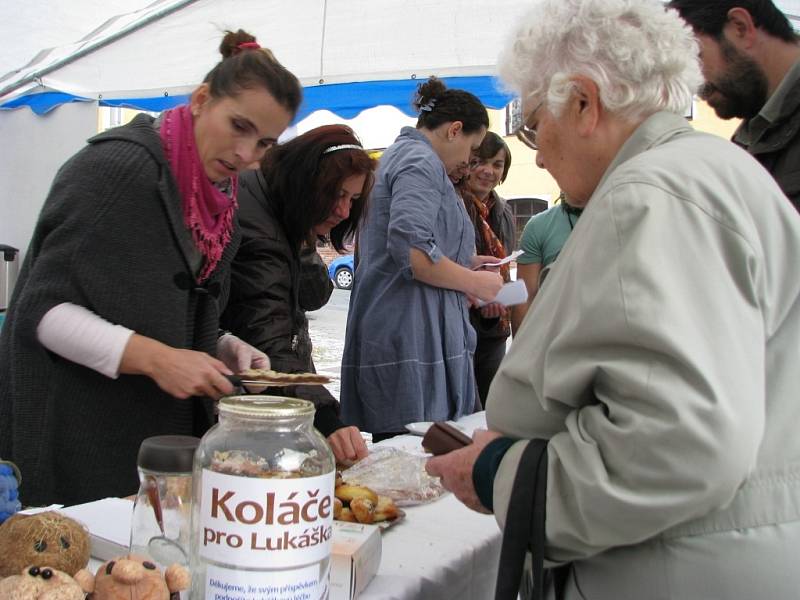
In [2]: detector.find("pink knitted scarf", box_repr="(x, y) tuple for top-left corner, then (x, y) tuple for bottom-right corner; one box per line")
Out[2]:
(160, 104), (238, 283)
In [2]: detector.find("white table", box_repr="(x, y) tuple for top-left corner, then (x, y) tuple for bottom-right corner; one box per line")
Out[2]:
(360, 493), (501, 600)
(359, 412), (501, 600)
(75, 412), (501, 599)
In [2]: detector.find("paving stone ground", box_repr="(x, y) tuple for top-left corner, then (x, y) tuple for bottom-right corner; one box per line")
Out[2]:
(308, 287), (350, 400)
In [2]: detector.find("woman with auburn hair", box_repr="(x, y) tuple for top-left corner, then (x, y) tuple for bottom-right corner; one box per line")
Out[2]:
(222, 124), (376, 464)
(0, 29), (302, 505)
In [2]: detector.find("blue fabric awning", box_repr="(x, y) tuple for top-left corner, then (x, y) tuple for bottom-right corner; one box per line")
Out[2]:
(0, 76), (514, 120)
(0, 91), (93, 115)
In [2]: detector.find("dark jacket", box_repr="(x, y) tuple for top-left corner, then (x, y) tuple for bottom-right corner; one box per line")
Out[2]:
(468, 191), (516, 340)
(0, 114), (237, 506)
(734, 71), (800, 212)
(221, 170), (343, 436)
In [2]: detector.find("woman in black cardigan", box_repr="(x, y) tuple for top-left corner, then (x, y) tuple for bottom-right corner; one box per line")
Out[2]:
(0, 29), (302, 505)
(222, 125), (376, 464)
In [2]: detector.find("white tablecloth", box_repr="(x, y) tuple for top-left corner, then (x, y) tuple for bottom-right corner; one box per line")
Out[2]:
(358, 412), (501, 600)
(78, 412), (502, 599)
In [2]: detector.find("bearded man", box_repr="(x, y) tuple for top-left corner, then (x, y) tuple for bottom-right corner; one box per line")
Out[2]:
(670, 0), (800, 212)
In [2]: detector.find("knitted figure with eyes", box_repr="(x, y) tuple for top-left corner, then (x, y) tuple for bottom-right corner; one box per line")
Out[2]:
(84, 555), (190, 600)
(0, 512), (91, 577)
(0, 565), (94, 600)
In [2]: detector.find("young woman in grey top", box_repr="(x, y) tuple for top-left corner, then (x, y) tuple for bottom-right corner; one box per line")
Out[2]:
(340, 78), (503, 439)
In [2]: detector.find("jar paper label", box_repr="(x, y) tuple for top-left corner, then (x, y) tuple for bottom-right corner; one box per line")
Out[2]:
(204, 563), (326, 600)
(199, 469), (334, 568)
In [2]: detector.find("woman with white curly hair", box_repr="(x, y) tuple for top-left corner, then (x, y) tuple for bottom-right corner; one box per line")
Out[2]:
(427, 0), (800, 598)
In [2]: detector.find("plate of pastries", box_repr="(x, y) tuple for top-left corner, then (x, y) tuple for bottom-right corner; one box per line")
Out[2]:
(333, 476), (404, 529)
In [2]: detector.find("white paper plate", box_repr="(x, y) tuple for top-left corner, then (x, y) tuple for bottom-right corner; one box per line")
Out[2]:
(404, 421), (434, 436)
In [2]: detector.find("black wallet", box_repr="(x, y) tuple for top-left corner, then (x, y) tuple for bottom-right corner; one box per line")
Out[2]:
(421, 422), (473, 455)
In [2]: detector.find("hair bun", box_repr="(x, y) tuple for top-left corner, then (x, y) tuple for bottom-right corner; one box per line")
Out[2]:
(413, 77), (447, 112)
(219, 29), (258, 59)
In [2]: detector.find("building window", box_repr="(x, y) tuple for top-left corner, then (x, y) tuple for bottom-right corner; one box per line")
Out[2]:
(507, 197), (549, 247)
(505, 98), (523, 136)
(109, 107), (124, 127)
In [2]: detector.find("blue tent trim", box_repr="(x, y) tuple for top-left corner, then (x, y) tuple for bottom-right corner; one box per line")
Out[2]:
(101, 95), (188, 112)
(295, 76), (515, 121)
(0, 91), (93, 115)
(1, 75), (515, 119)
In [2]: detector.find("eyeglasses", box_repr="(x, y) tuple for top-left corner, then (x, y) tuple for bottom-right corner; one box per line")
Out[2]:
(515, 101), (544, 151)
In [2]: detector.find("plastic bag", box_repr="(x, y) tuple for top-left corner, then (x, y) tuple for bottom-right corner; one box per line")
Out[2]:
(341, 446), (446, 506)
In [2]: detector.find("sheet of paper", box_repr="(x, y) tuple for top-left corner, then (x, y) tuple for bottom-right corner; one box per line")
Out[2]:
(476, 279), (528, 307)
(20, 504), (64, 514)
(472, 249), (523, 270)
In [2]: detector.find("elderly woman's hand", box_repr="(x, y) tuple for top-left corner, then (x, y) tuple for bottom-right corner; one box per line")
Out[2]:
(425, 429), (504, 514)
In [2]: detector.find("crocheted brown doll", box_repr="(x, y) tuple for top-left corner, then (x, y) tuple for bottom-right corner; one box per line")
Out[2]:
(84, 555), (190, 600)
(0, 565), (94, 600)
(0, 511), (90, 577)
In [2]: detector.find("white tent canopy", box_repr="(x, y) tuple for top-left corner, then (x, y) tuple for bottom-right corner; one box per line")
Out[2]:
(3, 0), (800, 114)
(4, 0), (798, 258)
(0, 0), (531, 260)
(0, 0), (153, 78)
(1, 0), (527, 118)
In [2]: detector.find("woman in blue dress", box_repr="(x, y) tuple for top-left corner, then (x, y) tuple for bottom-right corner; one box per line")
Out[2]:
(340, 78), (504, 439)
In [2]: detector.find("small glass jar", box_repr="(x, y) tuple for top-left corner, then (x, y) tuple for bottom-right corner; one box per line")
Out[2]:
(129, 435), (199, 568)
(189, 396), (335, 600)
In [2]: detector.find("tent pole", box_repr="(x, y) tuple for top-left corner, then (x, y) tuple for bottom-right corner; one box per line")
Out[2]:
(318, 0), (329, 83)
(0, 0), (201, 100)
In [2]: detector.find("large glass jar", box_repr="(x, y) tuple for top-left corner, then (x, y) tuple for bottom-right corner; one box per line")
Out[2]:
(189, 396), (335, 600)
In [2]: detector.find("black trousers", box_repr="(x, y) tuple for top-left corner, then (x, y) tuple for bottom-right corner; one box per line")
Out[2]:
(474, 334), (509, 409)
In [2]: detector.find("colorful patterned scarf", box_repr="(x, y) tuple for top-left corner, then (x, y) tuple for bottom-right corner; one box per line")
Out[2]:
(462, 187), (511, 334)
(160, 104), (238, 283)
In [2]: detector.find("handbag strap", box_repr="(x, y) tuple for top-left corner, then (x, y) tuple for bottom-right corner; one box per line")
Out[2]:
(494, 439), (548, 600)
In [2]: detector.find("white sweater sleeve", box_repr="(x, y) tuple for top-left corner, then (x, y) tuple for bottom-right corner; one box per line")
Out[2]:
(37, 302), (135, 379)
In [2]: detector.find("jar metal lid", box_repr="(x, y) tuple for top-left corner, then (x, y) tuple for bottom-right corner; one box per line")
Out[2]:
(218, 395), (315, 418)
(137, 435), (200, 473)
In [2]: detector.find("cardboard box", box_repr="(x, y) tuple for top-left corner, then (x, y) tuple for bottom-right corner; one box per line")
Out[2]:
(330, 520), (382, 600)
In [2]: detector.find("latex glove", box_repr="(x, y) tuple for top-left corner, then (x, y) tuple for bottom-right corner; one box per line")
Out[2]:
(217, 333), (271, 373)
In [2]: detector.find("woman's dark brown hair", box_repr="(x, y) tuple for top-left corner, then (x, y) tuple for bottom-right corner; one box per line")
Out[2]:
(472, 131), (512, 183)
(668, 0), (797, 43)
(413, 77), (489, 133)
(261, 125), (376, 252)
(203, 29), (303, 118)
